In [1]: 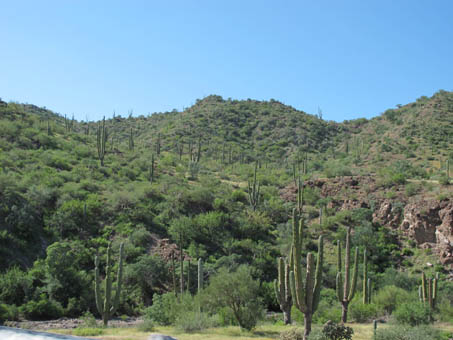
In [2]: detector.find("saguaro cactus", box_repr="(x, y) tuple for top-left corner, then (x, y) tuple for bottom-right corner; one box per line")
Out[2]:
(95, 242), (124, 326)
(419, 272), (438, 309)
(96, 117), (107, 166)
(274, 257), (292, 324)
(363, 248), (371, 304)
(336, 227), (359, 323)
(149, 154), (155, 183)
(289, 209), (324, 340)
(247, 162), (260, 211)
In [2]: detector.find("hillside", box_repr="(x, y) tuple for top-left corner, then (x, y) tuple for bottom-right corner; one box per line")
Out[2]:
(0, 91), (451, 324)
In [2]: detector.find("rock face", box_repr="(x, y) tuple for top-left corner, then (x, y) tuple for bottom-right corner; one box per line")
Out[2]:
(279, 176), (453, 266)
(399, 199), (453, 265)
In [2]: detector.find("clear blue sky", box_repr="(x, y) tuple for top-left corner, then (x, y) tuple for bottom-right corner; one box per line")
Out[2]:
(1, 1), (452, 122)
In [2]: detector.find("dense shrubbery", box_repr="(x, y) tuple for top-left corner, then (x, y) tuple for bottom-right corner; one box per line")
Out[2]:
(375, 325), (447, 340)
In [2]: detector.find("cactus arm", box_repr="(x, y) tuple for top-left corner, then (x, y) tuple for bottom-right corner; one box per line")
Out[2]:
(111, 243), (124, 314)
(418, 285), (423, 302)
(343, 228), (351, 301)
(421, 272), (427, 303)
(428, 279), (433, 309)
(305, 253), (315, 314)
(292, 209), (306, 313)
(312, 235), (324, 312)
(363, 248), (368, 304)
(274, 279), (281, 304)
(94, 255), (104, 315)
(367, 278), (372, 304)
(348, 246), (359, 301)
(198, 258), (203, 292)
(433, 273), (438, 308)
(337, 241), (342, 275)
(284, 259), (292, 302)
(289, 271), (298, 309)
(336, 272), (344, 302)
(103, 244), (113, 321)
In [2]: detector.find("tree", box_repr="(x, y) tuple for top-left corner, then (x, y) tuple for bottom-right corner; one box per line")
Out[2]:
(203, 265), (263, 330)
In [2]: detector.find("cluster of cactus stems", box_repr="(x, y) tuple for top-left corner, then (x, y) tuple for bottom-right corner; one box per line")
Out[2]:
(247, 162), (260, 211)
(95, 242), (124, 326)
(96, 117), (107, 166)
(419, 272), (438, 309)
(274, 257), (292, 324)
(336, 227), (359, 323)
(289, 208), (324, 340)
(363, 248), (371, 304)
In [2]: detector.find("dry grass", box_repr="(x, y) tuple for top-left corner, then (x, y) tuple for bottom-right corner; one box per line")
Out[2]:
(50, 322), (452, 340)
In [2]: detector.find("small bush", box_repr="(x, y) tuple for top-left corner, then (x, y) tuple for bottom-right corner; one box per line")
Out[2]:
(280, 327), (305, 340)
(174, 311), (215, 333)
(374, 285), (411, 315)
(137, 319), (155, 332)
(80, 311), (98, 328)
(393, 302), (431, 326)
(72, 328), (105, 336)
(19, 294), (63, 320)
(349, 301), (378, 323)
(144, 293), (178, 326)
(322, 321), (353, 340)
(0, 304), (19, 324)
(375, 325), (444, 340)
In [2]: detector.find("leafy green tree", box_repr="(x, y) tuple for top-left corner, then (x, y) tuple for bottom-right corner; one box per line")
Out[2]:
(203, 265), (263, 330)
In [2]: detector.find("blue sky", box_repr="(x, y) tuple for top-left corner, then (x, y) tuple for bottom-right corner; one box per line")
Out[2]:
(1, 1), (452, 122)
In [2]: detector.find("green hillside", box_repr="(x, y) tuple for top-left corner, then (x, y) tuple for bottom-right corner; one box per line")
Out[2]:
(0, 91), (452, 328)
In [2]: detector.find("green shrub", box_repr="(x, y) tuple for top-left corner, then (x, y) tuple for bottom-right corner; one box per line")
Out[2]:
(202, 265), (263, 330)
(174, 310), (215, 332)
(19, 294), (64, 320)
(72, 328), (105, 336)
(80, 311), (98, 328)
(375, 325), (445, 340)
(280, 327), (305, 340)
(322, 321), (353, 340)
(349, 301), (378, 323)
(374, 285), (411, 315)
(0, 304), (19, 324)
(393, 302), (431, 326)
(144, 292), (178, 326)
(137, 319), (155, 332)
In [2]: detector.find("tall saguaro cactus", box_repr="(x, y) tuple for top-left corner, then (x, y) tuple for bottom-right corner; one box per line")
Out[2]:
(96, 117), (107, 166)
(274, 257), (292, 324)
(419, 272), (438, 309)
(289, 209), (324, 340)
(95, 242), (124, 326)
(247, 162), (260, 211)
(336, 227), (359, 323)
(363, 248), (371, 304)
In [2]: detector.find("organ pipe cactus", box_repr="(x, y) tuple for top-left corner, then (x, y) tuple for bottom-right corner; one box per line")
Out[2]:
(419, 272), (438, 309)
(289, 208), (324, 340)
(336, 227), (359, 323)
(274, 257), (292, 324)
(95, 242), (124, 326)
